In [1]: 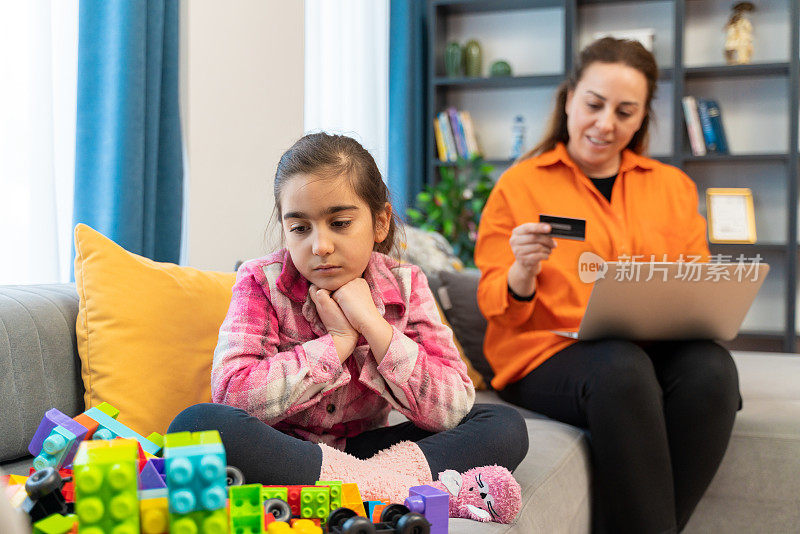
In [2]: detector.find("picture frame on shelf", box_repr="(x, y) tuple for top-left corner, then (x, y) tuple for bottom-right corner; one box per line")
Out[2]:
(706, 188), (757, 244)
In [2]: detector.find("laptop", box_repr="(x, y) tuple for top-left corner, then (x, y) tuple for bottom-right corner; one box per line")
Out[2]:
(553, 262), (770, 341)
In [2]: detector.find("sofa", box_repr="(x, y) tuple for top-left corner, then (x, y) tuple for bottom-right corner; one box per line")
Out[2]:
(2, 281), (799, 533)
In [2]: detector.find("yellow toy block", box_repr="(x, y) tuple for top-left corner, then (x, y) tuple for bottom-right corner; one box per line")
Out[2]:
(340, 483), (367, 516)
(7, 474), (28, 486)
(140, 497), (169, 534)
(10, 485), (29, 508)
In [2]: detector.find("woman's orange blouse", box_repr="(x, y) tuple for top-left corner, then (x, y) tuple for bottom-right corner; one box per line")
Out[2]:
(475, 143), (710, 390)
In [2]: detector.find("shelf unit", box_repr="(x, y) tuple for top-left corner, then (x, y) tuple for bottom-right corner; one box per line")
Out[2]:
(426, 0), (800, 351)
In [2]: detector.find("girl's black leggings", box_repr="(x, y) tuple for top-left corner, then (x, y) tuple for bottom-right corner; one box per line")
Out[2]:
(499, 339), (740, 534)
(168, 402), (528, 486)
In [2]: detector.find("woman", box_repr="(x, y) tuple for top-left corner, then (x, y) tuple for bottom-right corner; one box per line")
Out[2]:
(475, 38), (740, 533)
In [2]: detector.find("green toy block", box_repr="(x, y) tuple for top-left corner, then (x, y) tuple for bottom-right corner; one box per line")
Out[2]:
(32, 513), (77, 534)
(95, 401), (120, 418)
(316, 480), (342, 509)
(299, 486), (330, 521)
(73, 439), (140, 534)
(229, 484), (264, 534)
(164, 430), (222, 449)
(169, 507), (227, 534)
(147, 432), (164, 450)
(261, 486), (288, 503)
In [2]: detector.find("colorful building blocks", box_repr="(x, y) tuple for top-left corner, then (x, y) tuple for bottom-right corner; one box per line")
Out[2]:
(315, 480), (342, 509)
(83, 406), (163, 456)
(297, 486), (330, 523)
(261, 486), (289, 504)
(19, 468), (70, 522)
(73, 413), (100, 439)
(31, 513), (78, 534)
(164, 430), (228, 534)
(72, 439), (140, 533)
(340, 483), (366, 517)
(266, 518), (322, 534)
(28, 409), (88, 470)
(326, 505), (430, 534)
(405, 485), (449, 534)
(229, 484), (264, 534)
(138, 460), (167, 491)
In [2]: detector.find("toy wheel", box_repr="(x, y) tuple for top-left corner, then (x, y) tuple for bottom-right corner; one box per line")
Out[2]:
(327, 507), (358, 529)
(396, 512), (430, 534)
(380, 504), (411, 526)
(25, 467), (61, 499)
(225, 465), (245, 486)
(342, 515), (377, 534)
(263, 498), (292, 522)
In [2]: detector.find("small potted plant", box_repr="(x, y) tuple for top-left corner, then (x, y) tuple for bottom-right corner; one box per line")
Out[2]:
(406, 158), (495, 268)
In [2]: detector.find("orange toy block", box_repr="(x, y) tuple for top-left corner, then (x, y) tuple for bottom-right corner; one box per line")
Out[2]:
(340, 483), (367, 517)
(72, 413), (99, 439)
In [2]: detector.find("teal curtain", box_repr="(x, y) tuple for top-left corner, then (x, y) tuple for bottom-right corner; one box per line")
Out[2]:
(73, 0), (183, 262)
(388, 0), (428, 216)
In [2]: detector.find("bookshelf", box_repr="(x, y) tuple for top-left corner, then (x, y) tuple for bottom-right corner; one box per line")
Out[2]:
(426, 0), (800, 352)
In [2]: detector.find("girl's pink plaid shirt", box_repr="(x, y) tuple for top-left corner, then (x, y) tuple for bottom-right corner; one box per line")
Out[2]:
(211, 249), (476, 450)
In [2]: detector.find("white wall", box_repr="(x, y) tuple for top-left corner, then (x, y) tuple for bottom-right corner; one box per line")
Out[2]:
(181, 1), (304, 271)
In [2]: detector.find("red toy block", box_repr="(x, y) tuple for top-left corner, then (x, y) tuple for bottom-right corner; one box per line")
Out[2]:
(264, 485), (318, 517)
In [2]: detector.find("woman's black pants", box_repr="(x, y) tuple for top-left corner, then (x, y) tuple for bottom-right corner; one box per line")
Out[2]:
(498, 339), (740, 534)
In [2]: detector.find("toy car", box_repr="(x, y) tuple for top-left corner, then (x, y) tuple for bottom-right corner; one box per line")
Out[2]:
(326, 503), (430, 534)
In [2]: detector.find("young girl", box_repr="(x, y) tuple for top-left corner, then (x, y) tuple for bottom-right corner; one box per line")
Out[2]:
(169, 133), (528, 522)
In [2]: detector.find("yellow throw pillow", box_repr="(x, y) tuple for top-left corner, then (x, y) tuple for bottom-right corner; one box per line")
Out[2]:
(74, 224), (236, 436)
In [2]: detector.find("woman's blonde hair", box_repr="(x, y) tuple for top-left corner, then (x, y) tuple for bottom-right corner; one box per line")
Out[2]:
(518, 37), (659, 162)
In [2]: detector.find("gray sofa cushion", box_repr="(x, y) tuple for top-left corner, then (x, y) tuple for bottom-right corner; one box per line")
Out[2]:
(436, 269), (494, 386)
(0, 285), (83, 463)
(683, 352), (800, 533)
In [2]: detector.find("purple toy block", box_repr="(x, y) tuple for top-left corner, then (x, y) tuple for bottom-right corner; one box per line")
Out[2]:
(28, 408), (88, 467)
(149, 457), (165, 475)
(139, 459), (168, 490)
(405, 485), (449, 534)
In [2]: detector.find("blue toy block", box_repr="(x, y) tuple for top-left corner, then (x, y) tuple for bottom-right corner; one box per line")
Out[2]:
(163, 431), (227, 515)
(28, 409), (88, 469)
(405, 485), (449, 534)
(83, 406), (162, 455)
(32, 426), (77, 472)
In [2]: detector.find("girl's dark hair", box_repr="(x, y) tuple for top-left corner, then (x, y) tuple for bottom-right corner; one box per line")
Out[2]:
(273, 132), (400, 255)
(519, 37), (659, 162)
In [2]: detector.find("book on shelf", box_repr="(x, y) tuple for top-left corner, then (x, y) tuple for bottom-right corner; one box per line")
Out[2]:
(447, 107), (469, 159)
(433, 117), (448, 162)
(437, 111), (458, 162)
(459, 110), (482, 158)
(696, 98), (729, 154)
(681, 96), (706, 157)
(433, 107), (482, 161)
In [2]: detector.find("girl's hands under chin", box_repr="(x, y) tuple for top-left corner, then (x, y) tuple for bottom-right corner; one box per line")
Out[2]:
(330, 278), (381, 332)
(332, 278), (394, 363)
(308, 284), (358, 362)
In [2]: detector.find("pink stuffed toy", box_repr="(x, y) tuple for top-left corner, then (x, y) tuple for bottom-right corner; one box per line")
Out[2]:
(430, 465), (522, 524)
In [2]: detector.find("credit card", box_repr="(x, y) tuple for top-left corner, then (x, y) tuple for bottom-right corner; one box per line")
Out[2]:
(539, 214), (586, 241)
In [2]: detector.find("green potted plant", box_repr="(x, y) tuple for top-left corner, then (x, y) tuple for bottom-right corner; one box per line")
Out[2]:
(406, 157), (495, 268)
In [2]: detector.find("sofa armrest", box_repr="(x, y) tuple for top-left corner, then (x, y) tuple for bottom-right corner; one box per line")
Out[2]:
(0, 284), (83, 463)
